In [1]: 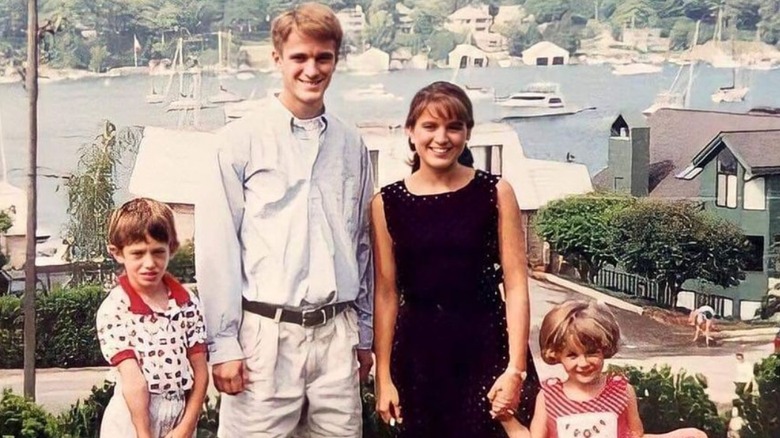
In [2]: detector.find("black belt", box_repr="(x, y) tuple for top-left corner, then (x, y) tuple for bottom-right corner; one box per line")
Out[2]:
(242, 298), (351, 328)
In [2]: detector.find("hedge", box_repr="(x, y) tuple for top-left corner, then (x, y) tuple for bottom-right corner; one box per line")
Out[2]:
(0, 286), (104, 369)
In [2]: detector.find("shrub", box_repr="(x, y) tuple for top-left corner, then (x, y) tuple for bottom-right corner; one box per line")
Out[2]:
(608, 364), (726, 437)
(169, 240), (196, 284)
(736, 354), (780, 438)
(57, 381), (115, 438)
(0, 389), (60, 438)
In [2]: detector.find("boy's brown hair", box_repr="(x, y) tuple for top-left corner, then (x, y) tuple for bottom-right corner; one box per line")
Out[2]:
(271, 2), (343, 59)
(539, 300), (621, 365)
(107, 198), (179, 253)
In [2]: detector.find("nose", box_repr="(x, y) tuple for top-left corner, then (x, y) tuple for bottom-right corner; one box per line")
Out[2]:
(303, 59), (319, 77)
(434, 127), (448, 144)
(575, 355), (588, 367)
(141, 252), (156, 268)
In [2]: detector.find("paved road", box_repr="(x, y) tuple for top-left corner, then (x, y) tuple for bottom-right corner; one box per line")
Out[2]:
(0, 279), (773, 413)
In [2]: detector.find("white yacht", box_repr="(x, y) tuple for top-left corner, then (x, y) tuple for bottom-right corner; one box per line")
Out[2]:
(495, 83), (584, 118)
(611, 63), (662, 76)
(342, 84), (401, 102)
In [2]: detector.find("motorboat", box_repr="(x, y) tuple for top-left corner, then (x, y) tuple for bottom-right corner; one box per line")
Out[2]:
(343, 84), (401, 102)
(712, 85), (749, 103)
(611, 63), (662, 76)
(495, 82), (588, 118)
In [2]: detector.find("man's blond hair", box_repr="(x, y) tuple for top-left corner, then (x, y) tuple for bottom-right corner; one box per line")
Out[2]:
(272, 2), (343, 59)
(539, 300), (621, 365)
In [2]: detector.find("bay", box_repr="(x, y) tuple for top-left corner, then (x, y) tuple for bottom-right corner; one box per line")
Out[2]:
(1, 63), (779, 234)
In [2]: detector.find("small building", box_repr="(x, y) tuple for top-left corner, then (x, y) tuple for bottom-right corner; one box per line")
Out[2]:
(346, 47), (390, 73)
(237, 43), (274, 70)
(448, 44), (488, 68)
(445, 5), (493, 34)
(594, 108), (780, 319)
(128, 127), (218, 244)
(473, 31), (507, 53)
(396, 3), (415, 34)
(336, 5), (366, 36)
(522, 41), (569, 66)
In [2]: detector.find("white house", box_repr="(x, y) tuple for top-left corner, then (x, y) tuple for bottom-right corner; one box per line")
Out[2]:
(445, 5), (492, 34)
(346, 47), (390, 73)
(448, 44), (489, 68)
(522, 41), (569, 66)
(336, 6), (366, 35)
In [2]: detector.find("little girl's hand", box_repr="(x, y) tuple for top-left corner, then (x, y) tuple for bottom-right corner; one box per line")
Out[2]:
(664, 428), (707, 438)
(164, 425), (195, 438)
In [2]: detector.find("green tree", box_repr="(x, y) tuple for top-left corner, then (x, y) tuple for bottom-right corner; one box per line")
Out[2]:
(611, 199), (749, 303)
(364, 10), (396, 51)
(426, 29), (462, 61)
(65, 121), (135, 262)
(735, 354), (780, 438)
(610, 0), (658, 27)
(535, 194), (634, 282)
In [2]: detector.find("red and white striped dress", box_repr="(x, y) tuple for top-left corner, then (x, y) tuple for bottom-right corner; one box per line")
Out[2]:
(542, 374), (632, 438)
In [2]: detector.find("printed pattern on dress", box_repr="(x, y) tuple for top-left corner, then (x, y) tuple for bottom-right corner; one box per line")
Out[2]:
(543, 375), (630, 438)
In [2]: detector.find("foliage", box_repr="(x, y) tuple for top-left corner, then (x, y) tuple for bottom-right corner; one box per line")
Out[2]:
(197, 395), (220, 437)
(524, 0), (594, 23)
(733, 354), (780, 438)
(88, 43), (109, 73)
(668, 17), (697, 50)
(535, 194), (634, 282)
(427, 30), (463, 62)
(0, 389), (61, 438)
(611, 199), (749, 297)
(0, 286), (105, 369)
(168, 240), (196, 283)
(610, 0), (658, 28)
(65, 120), (134, 262)
(365, 10), (396, 52)
(361, 378), (398, 438)
(57, 381), (115, 438)
(502, 20), (543, 56)
(607, 364), (726, 437)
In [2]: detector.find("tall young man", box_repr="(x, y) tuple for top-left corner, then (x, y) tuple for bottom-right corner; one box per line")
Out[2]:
(195, 3), (374, 436)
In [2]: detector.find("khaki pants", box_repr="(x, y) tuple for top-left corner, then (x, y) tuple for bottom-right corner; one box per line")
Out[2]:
(218, 308), (362, 438)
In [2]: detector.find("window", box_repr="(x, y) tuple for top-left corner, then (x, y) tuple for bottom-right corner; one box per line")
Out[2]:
(613, 176), (624, 190)
(745, 236), (765, 272)
(536, 58), (548, 66)
(474, 58), (484, 67)
(369, 150), (379, 190)
(743, 177), (765, 210)
(470, 145), (502, 174)
(715, 148), (738, 208)
(553, 56), (564, 65)
(459, 56), (468, 69)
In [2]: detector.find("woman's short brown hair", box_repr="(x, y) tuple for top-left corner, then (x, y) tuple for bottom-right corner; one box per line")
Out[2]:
(272, 2), (343, 59)
(405, 81), (474, 132)
(539, 300), (621, 365)
(107, 198), (179, 253)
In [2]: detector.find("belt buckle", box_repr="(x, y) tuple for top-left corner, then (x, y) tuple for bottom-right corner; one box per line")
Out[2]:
(301, 307), (328, 328)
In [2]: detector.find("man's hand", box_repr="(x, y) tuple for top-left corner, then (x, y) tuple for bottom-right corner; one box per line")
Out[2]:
(356, 349), (374, 383)
(212, 360), (248, 395)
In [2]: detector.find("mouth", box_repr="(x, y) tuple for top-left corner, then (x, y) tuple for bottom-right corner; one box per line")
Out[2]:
(428, 146), (452, 155)
(299, 78), (323, 86)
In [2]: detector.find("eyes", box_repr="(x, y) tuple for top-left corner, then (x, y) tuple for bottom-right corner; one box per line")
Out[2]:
(288, 53), (335, 64)
(420, 121), (466, 132)
(565, 351), (602, 360)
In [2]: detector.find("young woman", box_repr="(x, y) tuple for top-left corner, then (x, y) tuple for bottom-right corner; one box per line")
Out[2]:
(372, 81), (540, 437)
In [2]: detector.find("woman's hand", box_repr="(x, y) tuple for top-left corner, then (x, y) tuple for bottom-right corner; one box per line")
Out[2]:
(376, 379), (403, 426)
(487, 369), (523, 419)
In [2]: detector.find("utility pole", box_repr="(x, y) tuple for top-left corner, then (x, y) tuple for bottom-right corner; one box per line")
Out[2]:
(24, 0), (39, 400)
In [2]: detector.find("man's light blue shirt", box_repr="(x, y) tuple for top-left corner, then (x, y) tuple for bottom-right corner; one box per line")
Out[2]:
(195, 97), (374, 364)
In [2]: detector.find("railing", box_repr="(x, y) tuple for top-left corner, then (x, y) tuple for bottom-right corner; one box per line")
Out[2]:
(593, 266), (732, 314)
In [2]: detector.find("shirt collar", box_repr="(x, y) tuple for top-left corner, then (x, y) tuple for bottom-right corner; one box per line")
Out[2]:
(119, 273), (191, 315)
(269, 95), (330, 134)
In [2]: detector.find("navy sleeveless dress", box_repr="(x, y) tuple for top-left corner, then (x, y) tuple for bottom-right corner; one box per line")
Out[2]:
(381, 170), (539, 437)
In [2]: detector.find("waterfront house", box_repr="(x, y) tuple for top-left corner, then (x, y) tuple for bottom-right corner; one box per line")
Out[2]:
(345, 47), (390, 73)
(595, 109), (780, 318)
(448, 44), (488, 68)
(522, 41), (569, 66)
(445, 5), (492, 34)
(128, 119), (591, 269)
(336, 5), (366, 37)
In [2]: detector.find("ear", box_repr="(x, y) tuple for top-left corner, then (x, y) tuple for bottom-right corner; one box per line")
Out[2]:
(107, 245), (124, 264)
(272, 49), (282, 68)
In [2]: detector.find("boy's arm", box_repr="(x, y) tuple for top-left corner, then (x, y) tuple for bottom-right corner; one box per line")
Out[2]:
(116, 359), (153, 438)
(169, 352), (208, 436)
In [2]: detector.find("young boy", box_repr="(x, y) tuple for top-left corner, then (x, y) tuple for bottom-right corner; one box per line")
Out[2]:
(97, 198), (208, 438)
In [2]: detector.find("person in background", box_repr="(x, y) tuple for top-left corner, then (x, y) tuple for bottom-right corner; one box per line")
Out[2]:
(194, 3), (374, 437)
(689, 304), (716, 347)
(372, 81), (540, 437)
(734, 352), (754, 395)
(97, 198), (208, 438)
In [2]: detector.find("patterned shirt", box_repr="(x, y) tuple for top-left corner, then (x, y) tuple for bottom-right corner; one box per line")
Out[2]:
(543, 374), (631, 438)
(96, 274), (207, 394)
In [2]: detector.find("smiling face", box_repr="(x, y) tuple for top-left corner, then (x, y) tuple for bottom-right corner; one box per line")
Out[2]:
(406, 108), (470, 172)
(559, 345), (606, 386)
(273, 29), (337, 119)
(110, 235), (171, 296)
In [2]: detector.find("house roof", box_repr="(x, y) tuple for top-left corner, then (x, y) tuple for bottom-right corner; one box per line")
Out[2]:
(449, 5), (490, 21)
(690, 129), (780, 174)
(593, 108), (780, 199)
(128, 127), (217, 205)
(449, 44), (487, 57)
(522, 41), (568, 58)
(614, 112), (648, 129)
(510, 159), (593, 210)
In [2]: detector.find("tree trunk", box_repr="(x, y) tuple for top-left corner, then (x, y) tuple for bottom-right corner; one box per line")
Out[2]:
(23, 0), (39, 400)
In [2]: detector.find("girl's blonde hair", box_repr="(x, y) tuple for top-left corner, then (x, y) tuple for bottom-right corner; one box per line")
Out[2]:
(107, 197), (179, 253)
(539, 300), (621, 365)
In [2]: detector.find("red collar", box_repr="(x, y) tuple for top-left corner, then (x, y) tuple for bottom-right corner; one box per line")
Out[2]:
(119, 273), (191, 315)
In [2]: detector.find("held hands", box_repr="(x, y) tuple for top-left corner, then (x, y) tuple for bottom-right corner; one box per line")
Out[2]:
(163, 424), (195, 438)
(660, 428), (708, 438)
(212, 360), (249, 395)
(487, 368), (524, 420)
(376, 379), (403, 426)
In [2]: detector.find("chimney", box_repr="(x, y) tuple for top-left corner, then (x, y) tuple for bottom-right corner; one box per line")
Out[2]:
(608, 114), (649, 197)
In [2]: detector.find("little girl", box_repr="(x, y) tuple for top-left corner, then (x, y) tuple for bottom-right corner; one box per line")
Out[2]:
(97, 198), (208, 438)
(500, 300), (707, 438)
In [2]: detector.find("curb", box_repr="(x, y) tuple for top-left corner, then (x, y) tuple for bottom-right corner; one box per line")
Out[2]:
(532, 272), (644, 315)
